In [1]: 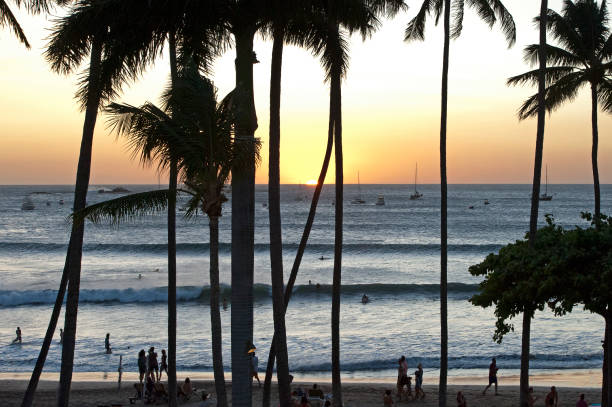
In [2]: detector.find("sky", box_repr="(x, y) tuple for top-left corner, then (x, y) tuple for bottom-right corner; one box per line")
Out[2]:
(0, 1), (610, 185)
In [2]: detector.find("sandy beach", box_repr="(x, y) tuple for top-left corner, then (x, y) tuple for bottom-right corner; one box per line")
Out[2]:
(0, 371), (603, 406)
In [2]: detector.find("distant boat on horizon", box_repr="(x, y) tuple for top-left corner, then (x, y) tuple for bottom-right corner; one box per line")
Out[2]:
(351, 172), (366, 204)
(539, 165), (553, 201)
(375, 194), (385, 206)
(410, 163), (423, 200)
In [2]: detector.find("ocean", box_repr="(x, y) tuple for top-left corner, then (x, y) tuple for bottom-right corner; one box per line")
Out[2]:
(0, 184), (609, 380)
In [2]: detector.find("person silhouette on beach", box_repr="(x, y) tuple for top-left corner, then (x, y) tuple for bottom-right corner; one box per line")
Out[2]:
(527, 386), (537, 407)
(105, 333), (112, 354)
(396, 356), (409, 400)
(482, 357), (498, 395)
(148, 347), (159, 381)
(414, 363), (425, 400)
(159, 349), (168, 380)
(222, 297), (228, 310)
(250, 350), (261, 387)
(456, 391), (466, 407)
(13, 327), (22, 344)
(59, 328), (63, 345)
(545, 386), (558, 406)
(575, 393), (587, 407)
(138, 349), (147, 384)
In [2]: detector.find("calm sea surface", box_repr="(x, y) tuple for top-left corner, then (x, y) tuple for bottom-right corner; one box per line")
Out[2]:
(0, 184), (609, 379)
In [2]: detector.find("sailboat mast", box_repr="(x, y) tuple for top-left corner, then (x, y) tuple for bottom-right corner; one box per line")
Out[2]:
(545, 165), (548, 195)
(414, 163), (418, 193)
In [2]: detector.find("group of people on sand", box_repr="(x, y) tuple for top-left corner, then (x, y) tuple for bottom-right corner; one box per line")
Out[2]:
(394, 355), (425, 403)
(137, 346), (168, 384)
(289, 382), (331, 407)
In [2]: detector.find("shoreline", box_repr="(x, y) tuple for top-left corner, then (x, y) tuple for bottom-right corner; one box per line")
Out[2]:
(0, 376), (603, 406)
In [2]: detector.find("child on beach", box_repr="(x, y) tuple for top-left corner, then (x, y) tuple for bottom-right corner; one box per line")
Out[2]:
(575, 393), (587, 407)
(414, 363), (425, 400)
(456, 391), (466, 407)
(384, 389), (394, 406)
(13, 327), (22, 344)
(482, 357), (498, 395)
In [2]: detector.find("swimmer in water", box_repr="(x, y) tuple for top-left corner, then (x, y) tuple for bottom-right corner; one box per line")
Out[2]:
(59, 328), (63, 344)
(138, 273), (142, 279)
(361, 294), (369, 304)
(105, 333), (112, 354)
(319, 256), (325, 260)
(222, 297), (228, 310)
(13, 327), (22, 344)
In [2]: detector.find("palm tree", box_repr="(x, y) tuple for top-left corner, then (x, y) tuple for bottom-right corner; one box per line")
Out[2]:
(508, 0), (612, 226)
(404, 2), (515, 405)
(75, 65), (251, 407)
(33, 2), (201, 405)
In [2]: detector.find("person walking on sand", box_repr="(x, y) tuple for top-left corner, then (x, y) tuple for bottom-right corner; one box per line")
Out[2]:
(138, 349), (147, 384)
(250, 350), (261, 387)
(414, 363), (425, 400)
(104, 333), (112, 354)
(148, 347), (159, 381)
(13, 327), (22, 344)
(527, 386), (537, 407)
(575, 393), (587, 407)
(482, 357), (498, 395)
(456, 391), (466, 407)
(159, 349), (168, 380)
(545, 386), (558, 406)
(396, 356), (409, 400)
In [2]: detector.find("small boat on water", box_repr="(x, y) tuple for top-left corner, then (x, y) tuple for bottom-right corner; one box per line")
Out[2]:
(539, 165), (553, 201)
(21, 197), (35, 211)
(484, 199), (490, 205)
(375, 195), (385, 206)
(410, 163), (423, 200)
(351, 172), (366, 204)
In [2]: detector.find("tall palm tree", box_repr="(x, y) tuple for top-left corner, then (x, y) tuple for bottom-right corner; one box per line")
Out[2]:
(508, 0), (612, 226)
(404, 2), (515, 405)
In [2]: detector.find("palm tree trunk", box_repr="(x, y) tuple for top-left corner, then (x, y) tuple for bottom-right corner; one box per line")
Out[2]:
(22, 245), (71, 407)
(331, 24), (343, 407)
(262, 80), (335, 407)
(604, 310), (612, 407)
(590, 83), (601, 226)
(268, 25), (292, 407)
(603, 314), (609, 407)
(232, 27), (258, 407)
(209, 215), (228, 407)
(522, 2), (548, 406)
(57, 35), (103, 407)
(167, 31), (178, 407)
(439, 1), (450, 406)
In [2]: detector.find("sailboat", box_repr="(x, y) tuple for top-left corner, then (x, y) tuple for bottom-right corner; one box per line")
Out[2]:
(410, 163), (423, 200)
(539, 165), (553, 201)
(351, 172), (366, 204)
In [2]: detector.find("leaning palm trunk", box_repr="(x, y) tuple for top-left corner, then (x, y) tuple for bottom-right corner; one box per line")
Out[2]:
(22, 245), (70, 407)
(590, 83), (601, 225)
(262, 82), (336, 407)
(167, 31), (179, 407)
(438, 1), (450, 405)
(57, 35), (103, 407)
(208, 215), (228, 407)
(330, 24), (343, 407)
(267, 25), (292, 407)
(231, 27), (258, 407)
(602, 310), (612, 407)
(522, 1), (548, 406)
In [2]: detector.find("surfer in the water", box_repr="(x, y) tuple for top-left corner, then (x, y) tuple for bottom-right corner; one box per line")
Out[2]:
(362, 294), (369, 304)
(13, 327), (22, 344)
(105, 333), (112, 354)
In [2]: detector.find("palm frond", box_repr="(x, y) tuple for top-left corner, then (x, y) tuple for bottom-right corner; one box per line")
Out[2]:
(596, 76), (612, 111)
(516, 71), (586, 119)
(0, 0), (30, 48)
(507, 66), (578, 87)
(405, 0), (438, 42)
(451, 0), (465, 39)
(71, 189), (172, 226)
(483, 0), (516, 46)
(523, 43), (583, 67)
